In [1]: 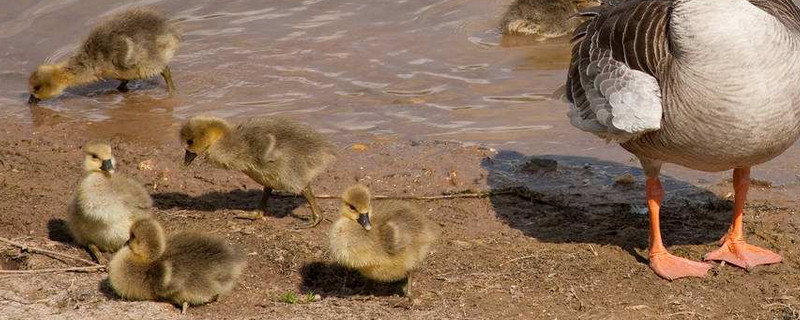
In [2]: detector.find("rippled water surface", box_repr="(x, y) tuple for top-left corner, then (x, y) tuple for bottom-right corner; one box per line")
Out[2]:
(2, 0), (799, 184)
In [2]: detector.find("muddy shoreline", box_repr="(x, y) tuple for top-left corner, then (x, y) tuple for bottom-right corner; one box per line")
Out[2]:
(1, 120), (799, 319)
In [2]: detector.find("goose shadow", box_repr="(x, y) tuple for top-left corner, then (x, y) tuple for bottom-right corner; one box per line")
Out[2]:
(483, 151), (732, 263)
(152, 189), (309, 219)
(298, 262), (405, 297)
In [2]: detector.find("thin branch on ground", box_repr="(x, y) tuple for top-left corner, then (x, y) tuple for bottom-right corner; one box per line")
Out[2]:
(273, 187), (521, 201)
(0, 265), (105, 275)
(0, 236), (101, 267)
(498, 254), (537, 267)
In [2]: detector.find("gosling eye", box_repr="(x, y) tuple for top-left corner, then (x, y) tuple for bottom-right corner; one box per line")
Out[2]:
(348, 204), (356, 211)
(187, 139), (194, 146)
(91, 154), (99, 160)
(33, 85), (41, 92)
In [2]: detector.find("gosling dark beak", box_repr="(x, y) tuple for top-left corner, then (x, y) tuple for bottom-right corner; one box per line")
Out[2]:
(28, 95), (40, 105)
(100, 159), (114, 172)
(357, 213), (371, 231)
(184, 150), (198, 166)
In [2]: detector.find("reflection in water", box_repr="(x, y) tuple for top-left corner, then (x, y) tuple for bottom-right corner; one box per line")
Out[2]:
(1, 0), (799, 184)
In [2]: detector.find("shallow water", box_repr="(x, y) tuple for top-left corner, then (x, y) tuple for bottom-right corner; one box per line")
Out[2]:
(1, 0), (799, 185)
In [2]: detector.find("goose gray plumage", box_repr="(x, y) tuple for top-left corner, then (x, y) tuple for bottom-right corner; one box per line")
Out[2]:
(566, 0), (800, 280)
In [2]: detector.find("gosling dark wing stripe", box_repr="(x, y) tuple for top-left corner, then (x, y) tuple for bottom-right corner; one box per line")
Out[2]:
(749, 0), (800, 33)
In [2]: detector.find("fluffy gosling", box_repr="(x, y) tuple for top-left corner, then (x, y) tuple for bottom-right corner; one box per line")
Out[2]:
(28, 7), (181, 104)
(108, 218), (246, 314)
(329, 184), (440, 303)
(180, 116), (337, 228)
(67, 141), (152, 264)
(501, 0), (599, 39)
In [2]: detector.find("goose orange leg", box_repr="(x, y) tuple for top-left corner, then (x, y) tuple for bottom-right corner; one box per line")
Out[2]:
(704, 167), (782, 269)
(646, 177), (711, 280)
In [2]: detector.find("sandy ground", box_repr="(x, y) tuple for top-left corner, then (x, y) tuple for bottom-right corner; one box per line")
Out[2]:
(2, 120), (800, 320)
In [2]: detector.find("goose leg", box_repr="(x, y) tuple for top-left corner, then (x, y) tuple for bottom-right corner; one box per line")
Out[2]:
(391, 274), (415, 308)
(296, 185), (322, 229)
(87, 244), (106, 265)
(704, 167), (782, 269)
(235, 186), (269, 220)
(645, 174), (711, 280)
(116, 80), (129, 92)
(161, 65), (176, 93)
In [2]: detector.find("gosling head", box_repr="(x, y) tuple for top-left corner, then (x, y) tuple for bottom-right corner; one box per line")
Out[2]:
(127, 219), (166, 263)
(341, 184), (372, 231)
(28, 64), (70, 104)
(179, 116), (231, 166)
(83, 141), (115, 174)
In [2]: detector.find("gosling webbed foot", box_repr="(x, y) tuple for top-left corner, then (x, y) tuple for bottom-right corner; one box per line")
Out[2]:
(235, 211), (265, 221)
(116, 80), (129, 92)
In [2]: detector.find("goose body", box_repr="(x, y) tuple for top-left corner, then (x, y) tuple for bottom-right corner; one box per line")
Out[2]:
(566, 0), (800, 279)
(68, 141), (152, 263)
(108, 219), (245, 313)
(502, 0), (600, 39)
(329, 185), (440, 298)
(180, 116), (337, 227)
(28, 7), (180, 103)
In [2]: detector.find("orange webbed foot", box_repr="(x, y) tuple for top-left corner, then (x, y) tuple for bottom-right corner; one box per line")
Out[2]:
(650, 252), (711, 280)
(704, 239), (782, 270)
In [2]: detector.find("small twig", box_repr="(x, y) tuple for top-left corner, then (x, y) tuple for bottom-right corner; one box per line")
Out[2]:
(273, 188), (518, 201)
(0, 265), (105, 275)
(570, 285), (585, 311)
(193, 175), (216, 185)
(588, 245), (598, 257)
(0, 237), (100, 267)
(499, 254), (537, 267)
(664, 311), (702, 318)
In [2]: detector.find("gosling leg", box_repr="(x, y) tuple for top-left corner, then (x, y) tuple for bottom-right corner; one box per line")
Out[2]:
(87, 244), (106, 265)
(391, 273), (415, 308)
(161, 65), (176, 93)
(296, 185), (322, 229)
(235, 186), (270, 221)
(116, 80), (129, 92)
(181, 302), (188, 314)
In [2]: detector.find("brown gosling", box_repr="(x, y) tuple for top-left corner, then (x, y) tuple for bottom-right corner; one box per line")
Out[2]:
(329, 184), (440, 304)
(67, 141), (152, 264)
(180, 115), (337, 228)
(108, 218), (246, 314)
(28, 7), (181, 104)
(501, 0), (599, 40)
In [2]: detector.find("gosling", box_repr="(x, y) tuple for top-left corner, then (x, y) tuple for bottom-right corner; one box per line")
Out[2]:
(329, 184), (440, 302)
(501, 0), (599, 39)
(108, 218), (246, 314)
(180, 116), (337, 228)
(67, 141), (152, 264)
(28, 7), (181, 104)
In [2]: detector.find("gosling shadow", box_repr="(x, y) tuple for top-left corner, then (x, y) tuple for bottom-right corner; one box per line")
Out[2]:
(299, 262), (404, 297)
(98, 278), (119, 300)
(47, 218), (73, 244)
(483, 151), (732, 262)
(152, 189), (308, 219)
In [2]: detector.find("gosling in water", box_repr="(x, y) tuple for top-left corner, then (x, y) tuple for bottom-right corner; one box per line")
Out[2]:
(108, 218), (246, 314)
(28, 7), (181, 104)
(501, 0), (599, 39)
(329, 184), (440, 304)
(67, 141), (152, 264)
(180, 116), (337, 228)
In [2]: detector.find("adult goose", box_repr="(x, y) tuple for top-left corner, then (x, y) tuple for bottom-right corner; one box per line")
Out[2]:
(566, 0), (800, 280)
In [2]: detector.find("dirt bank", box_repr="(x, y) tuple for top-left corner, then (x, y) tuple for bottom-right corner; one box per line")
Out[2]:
(1, 121), (799, 320)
